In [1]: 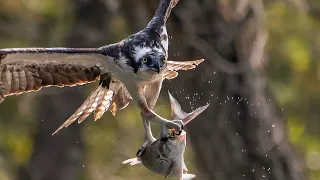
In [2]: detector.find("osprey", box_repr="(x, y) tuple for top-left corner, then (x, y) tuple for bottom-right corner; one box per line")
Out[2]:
(0, 0), (204, 139)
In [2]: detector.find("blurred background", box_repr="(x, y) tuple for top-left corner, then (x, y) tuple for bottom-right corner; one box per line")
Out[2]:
(0, 0), (319, 180)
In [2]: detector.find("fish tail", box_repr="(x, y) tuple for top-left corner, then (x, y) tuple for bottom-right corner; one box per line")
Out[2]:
(168, 91), (210, 125)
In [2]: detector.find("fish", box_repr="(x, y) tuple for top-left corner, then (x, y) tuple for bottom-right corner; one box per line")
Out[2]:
(122, 91), (209, 180)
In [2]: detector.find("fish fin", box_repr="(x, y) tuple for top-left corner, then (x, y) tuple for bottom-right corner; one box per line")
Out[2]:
(168, 90), (187, 120)
(122, 157), (142, 166)
(183, 103), (210, 125)
(165, 161), (175, 179)
(181, 174), (196, 180)
(168, 91), (210, 125)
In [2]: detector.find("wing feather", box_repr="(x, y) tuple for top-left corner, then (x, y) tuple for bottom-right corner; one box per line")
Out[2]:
(164, 0), (180, 23)
(2, 65), (12, 95)
(78, 86), (108, 124)
(52, 78), (132, 135)
(0, 47), (114, 102)
(166, 59), (204, 71)
(11, 67), (20, 94)
(162, 59), (204, 79)
(94, 89), (114, 121)
(52, 85), (106, 135)
(18, 69), (27, 92)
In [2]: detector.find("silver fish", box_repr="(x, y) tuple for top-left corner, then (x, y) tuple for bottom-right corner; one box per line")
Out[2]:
(122, 91), (209, 180)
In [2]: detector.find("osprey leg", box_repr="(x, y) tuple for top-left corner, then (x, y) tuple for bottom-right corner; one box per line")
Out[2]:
(136, 113), (156, 156)
(137, 90), (182, 131)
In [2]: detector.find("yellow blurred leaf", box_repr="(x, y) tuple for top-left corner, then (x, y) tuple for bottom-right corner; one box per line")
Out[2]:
(285, 37), (310, 72)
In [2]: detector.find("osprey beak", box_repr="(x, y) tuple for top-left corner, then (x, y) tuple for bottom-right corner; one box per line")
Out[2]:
(152, 61), (161, 74)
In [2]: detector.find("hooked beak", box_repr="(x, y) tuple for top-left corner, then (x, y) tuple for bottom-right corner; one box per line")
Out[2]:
(151, 61), (161, 73)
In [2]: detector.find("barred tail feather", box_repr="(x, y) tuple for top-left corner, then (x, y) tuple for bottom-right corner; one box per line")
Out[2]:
(94, 90), (113, 121)
(52, 85), (113, 135)
(109, 85), (132, 116)
(77, 86), (106, 124)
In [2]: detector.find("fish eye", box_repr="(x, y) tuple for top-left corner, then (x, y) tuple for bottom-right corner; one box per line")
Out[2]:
(142, 57), (148, 63)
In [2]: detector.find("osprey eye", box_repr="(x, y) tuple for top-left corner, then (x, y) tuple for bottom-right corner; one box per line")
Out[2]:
(162, 57), (167, 63)
(142, 57), (148, 63)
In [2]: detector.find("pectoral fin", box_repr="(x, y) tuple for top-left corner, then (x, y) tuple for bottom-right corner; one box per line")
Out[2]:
(181, 174), (196, 180)
(122, 157), (142, 166)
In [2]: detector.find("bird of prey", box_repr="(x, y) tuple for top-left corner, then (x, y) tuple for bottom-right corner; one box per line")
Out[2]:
(122, 92), (209, 180)
(0, 0), (204, 136)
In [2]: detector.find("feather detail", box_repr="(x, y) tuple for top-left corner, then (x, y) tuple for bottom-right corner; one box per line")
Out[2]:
(164, 0), (180, 23)
(52, 85), (112, 135)
(0, 47), (118, 104)
(162, 70), (178, 80)
(52, 78), (132, 135)
(10, 67), (20, 94)
(162, 59), (204, 80)
(1, 65), (12, 96)
(108, 81), (132, 116)
(109, 101), (117, 116)
(25, 70), (35, 91)
(18, 69), (27, 92)
(76, 86), (105, 124)
(94, 90), (113, 121)
(166, 59), (204, 71)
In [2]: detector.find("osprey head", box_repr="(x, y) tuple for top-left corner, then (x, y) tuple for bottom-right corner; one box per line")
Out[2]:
(118, 29), (168, 74)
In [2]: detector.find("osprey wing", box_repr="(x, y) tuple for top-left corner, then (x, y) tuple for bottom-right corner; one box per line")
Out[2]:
(162, 59), (204, 80)
(0, 47), (118, 103)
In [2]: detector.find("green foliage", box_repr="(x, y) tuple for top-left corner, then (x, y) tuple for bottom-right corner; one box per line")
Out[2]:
(266, 2), (320, 179)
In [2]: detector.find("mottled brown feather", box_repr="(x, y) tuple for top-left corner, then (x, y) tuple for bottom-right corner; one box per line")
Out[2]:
(18, 69), (27, 92)
(94, 90), (114, 121)
(0, 63), (102, 99)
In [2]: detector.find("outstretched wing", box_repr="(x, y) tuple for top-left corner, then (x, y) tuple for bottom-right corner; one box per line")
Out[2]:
(162, 59), (204, 79)
(0, 47), (116, 103)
